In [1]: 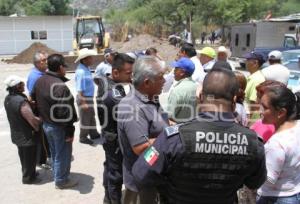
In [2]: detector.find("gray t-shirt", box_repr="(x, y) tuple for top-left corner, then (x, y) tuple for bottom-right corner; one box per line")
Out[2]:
(117, 88), (168, 191)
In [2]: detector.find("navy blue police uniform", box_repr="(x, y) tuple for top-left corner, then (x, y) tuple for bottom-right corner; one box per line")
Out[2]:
(97, 77), (126, 204)
(132, 112), (267, 204)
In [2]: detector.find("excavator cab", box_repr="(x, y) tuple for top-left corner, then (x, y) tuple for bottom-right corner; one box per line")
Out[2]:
(74, 16), (109, 53)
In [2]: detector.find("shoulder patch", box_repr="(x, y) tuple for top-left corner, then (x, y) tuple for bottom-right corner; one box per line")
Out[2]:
(164, 125), (180, 138)
(112, 88), (122, 98)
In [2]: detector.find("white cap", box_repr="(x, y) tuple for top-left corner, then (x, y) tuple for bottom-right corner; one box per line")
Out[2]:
(126, 52), (137, 59)
(4, 75), (24, 87)
(268, 50), (282, 60)
(74, 48), (97, 63)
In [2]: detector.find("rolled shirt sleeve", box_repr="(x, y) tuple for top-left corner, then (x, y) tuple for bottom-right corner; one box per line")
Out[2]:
(75, 70), (85, 92)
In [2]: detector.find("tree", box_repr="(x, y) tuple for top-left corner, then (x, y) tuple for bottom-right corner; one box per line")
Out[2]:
(0, 0), (71, 16)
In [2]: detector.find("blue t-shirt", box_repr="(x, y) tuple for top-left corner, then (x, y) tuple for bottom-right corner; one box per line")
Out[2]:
(75, 63), (95, 97)
(27, 67), (45, 95)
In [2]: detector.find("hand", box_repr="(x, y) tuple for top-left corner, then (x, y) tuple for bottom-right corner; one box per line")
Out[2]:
(81, 103), (89, 110)
(149, 138), (156, 145)
(65, 137), (74, 143)
(169, 120), (177, 126)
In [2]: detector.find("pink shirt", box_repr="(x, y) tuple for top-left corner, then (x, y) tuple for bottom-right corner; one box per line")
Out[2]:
(250, 120), (275, 143)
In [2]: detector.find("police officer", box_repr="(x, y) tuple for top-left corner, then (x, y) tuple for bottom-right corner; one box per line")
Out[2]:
(97, 53), (134, 204)
(132, 68), (267, 204)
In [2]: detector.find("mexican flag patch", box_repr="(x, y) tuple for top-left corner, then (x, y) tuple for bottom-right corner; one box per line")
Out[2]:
(144, 146), (159, 166)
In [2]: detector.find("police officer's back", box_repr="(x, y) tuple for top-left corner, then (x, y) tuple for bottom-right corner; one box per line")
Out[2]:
(132, 68), (266, 204)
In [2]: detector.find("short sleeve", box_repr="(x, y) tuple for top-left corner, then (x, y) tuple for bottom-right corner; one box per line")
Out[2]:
(122, 107), (149, 147)
(245, 80), (257, 102)
(249, 86), (258, 102)
(264, 140), (286, 184)
(167, 92), (179, 119)
(76, 70), (85, 92)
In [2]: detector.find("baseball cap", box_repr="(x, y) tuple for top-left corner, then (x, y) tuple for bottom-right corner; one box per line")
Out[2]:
(268, 50), (282, 60)
(171, 57), (195, 75)
(4, 75), (24, 88)
(243, 51), (266, 64)
(104, 48), (115, 58)
(197, 47), (216, 58)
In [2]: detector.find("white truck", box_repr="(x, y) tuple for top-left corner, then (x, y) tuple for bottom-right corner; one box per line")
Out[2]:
(229, 14), (300, 58)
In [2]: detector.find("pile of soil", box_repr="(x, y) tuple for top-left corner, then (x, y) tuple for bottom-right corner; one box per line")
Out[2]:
(6, 42), (59, 64)
(111, 34), (179, 64)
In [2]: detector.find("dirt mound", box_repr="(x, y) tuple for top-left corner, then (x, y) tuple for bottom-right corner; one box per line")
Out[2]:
(112, 34), (179, 64)
(6, 42), (59, 64)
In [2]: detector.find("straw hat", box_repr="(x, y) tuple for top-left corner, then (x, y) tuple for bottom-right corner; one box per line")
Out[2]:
(74, 48), (97, 63)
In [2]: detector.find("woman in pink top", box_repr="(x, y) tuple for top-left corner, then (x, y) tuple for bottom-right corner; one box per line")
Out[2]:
(257, 86), (300, 204)
(250, 80), (285, 143)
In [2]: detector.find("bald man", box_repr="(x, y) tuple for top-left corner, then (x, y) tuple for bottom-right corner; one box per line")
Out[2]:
(132, 68), (266, 204)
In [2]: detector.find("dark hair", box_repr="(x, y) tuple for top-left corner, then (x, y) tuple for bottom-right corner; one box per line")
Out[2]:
(268, 59), (281, 65)
(212, 60), (232, 71)
(256, 80), (286, 100)
(47, 54), (66, 72)
(203, 68), (239, 101)
(112, 53), (135, 70)
(180, 44), (196, 57)
(265, 86), (300, 120)
(145, 47), (158, 55)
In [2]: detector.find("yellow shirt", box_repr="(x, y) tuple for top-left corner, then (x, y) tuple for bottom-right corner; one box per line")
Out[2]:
(245, 70), (265, 103)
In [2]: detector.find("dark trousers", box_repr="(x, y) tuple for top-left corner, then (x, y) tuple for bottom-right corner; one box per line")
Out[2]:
(123, 188), (158, 204)
(103, 137), (123, 203)
(77, 97), (99, 140)
(35, 128), (50, 165)
(17, 145), (37, 183)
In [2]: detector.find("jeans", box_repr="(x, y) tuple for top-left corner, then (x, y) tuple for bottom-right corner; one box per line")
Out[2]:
(43, 122), (72, 185)
(257, 193), (300, 204)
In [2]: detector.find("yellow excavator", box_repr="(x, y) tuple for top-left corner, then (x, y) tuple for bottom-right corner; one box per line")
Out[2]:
(73, 16), (110, 53)
(65, 16), (110, 71)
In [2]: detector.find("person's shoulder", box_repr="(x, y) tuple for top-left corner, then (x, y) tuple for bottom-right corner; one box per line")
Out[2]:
(233, 122), (264, 143)
(96, 61), (106, 69)
(164, 124), (181, 138)
(75, 68), (85, 75)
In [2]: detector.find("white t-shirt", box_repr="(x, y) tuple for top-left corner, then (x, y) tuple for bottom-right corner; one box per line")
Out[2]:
(203, 59), (216, 72)
(190, 56), (205, 84)
(258, 122), (300, 197)
(235, 103), (248, 126)
(261, 64), (290, 85)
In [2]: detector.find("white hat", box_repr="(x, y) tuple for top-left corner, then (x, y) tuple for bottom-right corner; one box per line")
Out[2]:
(75, 48), (97, 63)
(4, 75), (24, 87)
(268, 50), (282, 60)
(217, 46), (227, 53)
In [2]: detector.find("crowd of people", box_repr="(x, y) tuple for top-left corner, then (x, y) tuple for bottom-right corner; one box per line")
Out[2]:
(4, 42), (300, 204)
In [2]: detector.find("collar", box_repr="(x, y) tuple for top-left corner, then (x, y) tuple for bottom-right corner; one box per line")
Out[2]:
(33, 67), (45, 74)
(198, 111), (235, 122)
(133, 88), (160, 105)
(174, 77), (193, 87)
(79, 63), (91, 71)
(46, 71), (69, 82)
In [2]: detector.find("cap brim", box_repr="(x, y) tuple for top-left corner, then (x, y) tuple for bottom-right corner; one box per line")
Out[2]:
(170, 61), (180, 68)
(243, 53), (253, 59)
